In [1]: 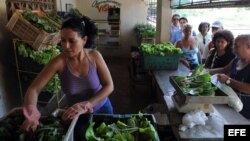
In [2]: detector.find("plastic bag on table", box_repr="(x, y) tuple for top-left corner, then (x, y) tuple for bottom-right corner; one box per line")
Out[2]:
(211, 74), (243, 112)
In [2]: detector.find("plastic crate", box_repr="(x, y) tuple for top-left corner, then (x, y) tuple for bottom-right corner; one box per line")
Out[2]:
(6, 10), (61, 51)
(51, 109), (78, 141)
(143, 53), (181, 70)
(89, 114), (160, 141)
(0, 108), (77, 141)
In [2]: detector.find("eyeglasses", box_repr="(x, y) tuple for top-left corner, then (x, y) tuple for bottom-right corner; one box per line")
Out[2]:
(173, 18), (179, 21)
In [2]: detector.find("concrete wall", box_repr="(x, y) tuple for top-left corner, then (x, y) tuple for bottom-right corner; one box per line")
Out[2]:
(0, 0), (20, 117)
(76, 0), (148, 58)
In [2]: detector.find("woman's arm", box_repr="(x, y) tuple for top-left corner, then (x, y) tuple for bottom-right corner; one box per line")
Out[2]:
(88, 50), (114, 107)
(217, 74), (250, 95)
(23, 55), (63, 106)
(207, 59), (233, 75)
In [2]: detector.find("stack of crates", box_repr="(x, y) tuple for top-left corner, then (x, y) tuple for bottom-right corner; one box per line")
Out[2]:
(6, 10), (61, 50)
(6, 0), (57, 19)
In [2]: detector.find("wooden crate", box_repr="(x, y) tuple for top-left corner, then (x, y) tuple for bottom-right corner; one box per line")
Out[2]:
(6, 10), (61, 50)
(6, 0), (57, 19)
(141, 37), (155, 44)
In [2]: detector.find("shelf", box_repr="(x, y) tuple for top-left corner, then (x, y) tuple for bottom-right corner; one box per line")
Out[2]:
(95, 19), (120, 49)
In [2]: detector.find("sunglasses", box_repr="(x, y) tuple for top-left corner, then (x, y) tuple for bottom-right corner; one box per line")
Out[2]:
(173, 18), (179, 21)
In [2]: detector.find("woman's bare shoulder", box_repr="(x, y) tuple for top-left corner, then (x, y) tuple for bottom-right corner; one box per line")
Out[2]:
(87, 49), (102, 59)
(46, 53), (66, 71)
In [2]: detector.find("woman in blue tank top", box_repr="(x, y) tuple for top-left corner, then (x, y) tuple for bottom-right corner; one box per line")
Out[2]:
(175, 24), (201, 70)
(208, 34), (250, 119)
(21, 16), (114, 140)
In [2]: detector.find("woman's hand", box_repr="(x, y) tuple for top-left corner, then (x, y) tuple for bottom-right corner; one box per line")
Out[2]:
(217, 74), (230, 84)
(21, 105), (41, 132)
(180, 59), (191, 68)
(62, 101), (93, 121)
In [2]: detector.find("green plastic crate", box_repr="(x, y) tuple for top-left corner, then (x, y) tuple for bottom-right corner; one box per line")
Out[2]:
(143, 53), (181, 70)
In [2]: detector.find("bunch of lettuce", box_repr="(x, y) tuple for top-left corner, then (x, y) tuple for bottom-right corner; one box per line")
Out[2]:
(86, 113), (158, 141)
(174, 65), (216, 96)
(141, 42), (182, 56)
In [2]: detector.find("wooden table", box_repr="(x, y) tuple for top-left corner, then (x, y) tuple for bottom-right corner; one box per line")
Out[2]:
(153, 63), (250, 140)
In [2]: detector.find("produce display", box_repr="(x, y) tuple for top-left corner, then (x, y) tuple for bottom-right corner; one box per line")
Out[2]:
(86, 113), (158, 141)
(46, 11), (63, 25)
(134, 24), (156, 40)
(0, 109), (68, 141)
(141, 42), (182, 56)
(173, 65), (217, 96)
(16, 40), (61, 94)
(22, 10), (59, 33)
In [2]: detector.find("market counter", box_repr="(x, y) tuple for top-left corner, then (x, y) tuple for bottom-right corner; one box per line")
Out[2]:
(152, 63), (250, 140)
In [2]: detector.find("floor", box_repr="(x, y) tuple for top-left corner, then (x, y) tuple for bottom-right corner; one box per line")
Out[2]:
(105, 57), (155, 114)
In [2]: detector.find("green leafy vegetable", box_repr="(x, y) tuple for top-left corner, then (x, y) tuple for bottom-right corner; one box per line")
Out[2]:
(141, 42), (182, 56)
(16, 40), (61, 94)
(22, 10), (59, 33)
(174, 65), (216, 96)
(86, 115), (158, 141)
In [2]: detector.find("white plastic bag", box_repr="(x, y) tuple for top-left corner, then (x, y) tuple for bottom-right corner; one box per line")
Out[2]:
(179, 110), (208, 131)
(211, 75), (243, 112)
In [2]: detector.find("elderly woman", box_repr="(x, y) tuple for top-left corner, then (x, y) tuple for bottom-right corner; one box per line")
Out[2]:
(204, 30), (235, 69)
(175, 24), (201, 70)
(209, 34), (250, 119)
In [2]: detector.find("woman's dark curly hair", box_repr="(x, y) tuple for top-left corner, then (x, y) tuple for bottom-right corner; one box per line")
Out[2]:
(212, 30), (234, 53)
(61, 16), (97, 49)
(198, 22), (210, 32)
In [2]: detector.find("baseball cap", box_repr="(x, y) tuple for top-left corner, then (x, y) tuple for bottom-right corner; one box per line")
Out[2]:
(212, 21), (223, 29)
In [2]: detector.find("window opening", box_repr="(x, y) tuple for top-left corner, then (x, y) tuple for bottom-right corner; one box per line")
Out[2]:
(171, 0), (250, 9)
(147, 0), (157, 26)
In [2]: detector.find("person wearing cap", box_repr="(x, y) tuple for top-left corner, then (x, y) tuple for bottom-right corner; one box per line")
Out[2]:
(170, 17), (196, 44)
(202, 21), (224, 63)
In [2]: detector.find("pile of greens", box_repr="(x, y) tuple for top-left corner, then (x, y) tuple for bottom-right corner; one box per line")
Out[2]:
(173, 65), (217, 96)
(86, 113), (158, 141)
(141, 42), (182, 56)
(22, 10), (59, 33)
(134, 24), (156, 40)
(16, 40), (61, 94)
(0, 110), (68, 141)
(45, 11), (63, 25)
